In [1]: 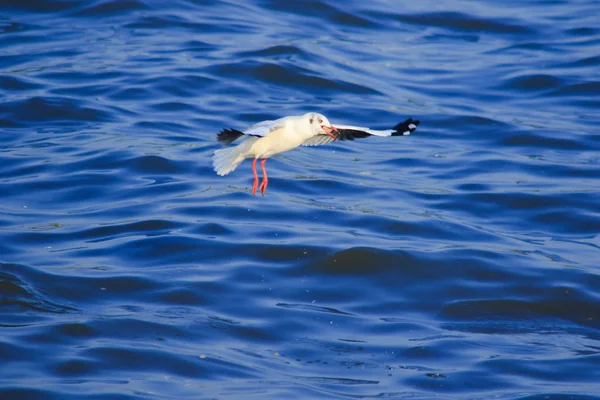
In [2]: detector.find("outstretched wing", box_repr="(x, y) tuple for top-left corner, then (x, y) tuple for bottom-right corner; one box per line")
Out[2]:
(217, 117), (287, 145)
(302, 118), (420, 147)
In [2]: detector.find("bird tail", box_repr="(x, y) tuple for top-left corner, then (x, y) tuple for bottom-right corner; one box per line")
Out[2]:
(213, 146), (246, 176)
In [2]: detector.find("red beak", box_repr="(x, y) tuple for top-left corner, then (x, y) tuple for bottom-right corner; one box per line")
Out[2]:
(322, 125), (340, 140)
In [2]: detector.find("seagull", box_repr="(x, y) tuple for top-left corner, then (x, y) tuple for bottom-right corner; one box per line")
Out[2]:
(212, 112), (419, 195)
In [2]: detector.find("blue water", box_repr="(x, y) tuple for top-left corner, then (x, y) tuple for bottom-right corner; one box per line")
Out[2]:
(1, 0), (599, 399)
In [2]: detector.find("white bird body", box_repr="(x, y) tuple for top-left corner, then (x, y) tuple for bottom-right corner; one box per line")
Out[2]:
(250, 118), (313, 157)
(212, 112), (419, 195)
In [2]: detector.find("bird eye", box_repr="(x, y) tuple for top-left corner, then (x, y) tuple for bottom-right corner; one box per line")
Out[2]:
(318, 118), (322, 123)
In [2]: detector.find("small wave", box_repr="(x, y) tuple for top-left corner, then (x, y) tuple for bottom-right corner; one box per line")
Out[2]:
(561, 55), (600, 68)
(390, 11), (534, 35)
(0, 75), (43, 92)
(488, 42), (563, 54)
(501, 74), (564, 92)
(298, 376), (379, 385)
(0, 0), (80, 13)
(237, 45), (307, 59)
(124, 14), (255, 34)
(442, 297), (600, 332)
(209, 61), (381, 95)
(83, 345), (258, 379)
(276, 303), (353, 316)
(71, 0), (150, 17)
(550, 81), (600, 97)
(501, 132), (589, 150)
(0, 270), (77, 316)
(262, 0), (376, 27)
(0, 96), (114, 127)
(81, 219), (181, 242)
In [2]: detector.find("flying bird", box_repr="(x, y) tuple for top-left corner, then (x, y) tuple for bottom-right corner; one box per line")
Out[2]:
(213, 113), (419, 195)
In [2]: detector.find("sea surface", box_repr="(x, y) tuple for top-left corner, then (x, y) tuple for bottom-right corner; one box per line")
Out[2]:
(1, 0), (599, 399)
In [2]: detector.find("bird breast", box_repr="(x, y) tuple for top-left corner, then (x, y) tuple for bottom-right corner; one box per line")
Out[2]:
(250, 127), (306, 158)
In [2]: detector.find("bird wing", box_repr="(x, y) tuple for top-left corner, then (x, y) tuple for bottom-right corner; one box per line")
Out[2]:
(302, 134), (336, 147)
(301, 118), (420, 146)
(244, 117), (288, 137)
(217, 117), (287, 145)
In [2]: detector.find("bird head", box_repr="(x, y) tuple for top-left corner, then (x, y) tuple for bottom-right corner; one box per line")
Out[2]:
(308, 113), (339, 140)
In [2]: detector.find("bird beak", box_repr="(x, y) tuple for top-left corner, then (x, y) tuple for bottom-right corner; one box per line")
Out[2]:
(322, 125), (340, 140)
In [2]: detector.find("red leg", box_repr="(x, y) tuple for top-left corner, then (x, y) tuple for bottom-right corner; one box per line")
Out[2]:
(251, 158), (258, 195)
(259, 159), (268, 196)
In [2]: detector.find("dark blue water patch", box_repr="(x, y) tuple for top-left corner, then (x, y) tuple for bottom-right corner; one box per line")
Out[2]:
(0, 74), (43, 92)
(480, 355), (600, 385)
(0, 0), (81, 13)
(501, 74), (564, 92)
(209, 61), (381, 95)
(500, 132), (591, 150)
(0, 271), (77, 328)
(276, 302), (354, 316)
(429, 190), (600, 234)
(70, 0), (150, 17)
(156, 287), (211, 306)
(0, 48), (83, 70)
(6, 220), (182, 248)
(0, 341), (33, 363)
(123, 14), (257, 34)
(0, 272), (77, 315)
(487, 42), (565, 56)
(0, 22), (83, 51)
(0, 388), (149, 400)
(0, 20), (38, 34)
(405, 369), (511, 393)
(566, 27), (600, 37)
(126, 155), (184, 174)
(293, 247), (520, 295)
(423, 33), (480, 43)
(387, 11), (535, 35)
(34, 70), (124, 84)
(69, 235), (220, 267)
(179, 39), (217, 54)
(50, 150), (135, 172)
(0, 117), (20, 128)
(532, 210), (600, 235)
(0, 31), (53, 47)
(146, 101), (200, 113)
(0, 173), (125, 205)
(237, 44), (309, 60)
(0, 154), (48, 180)
(260, 0), (377, 28)
(560, 55), (600, 68)
(550, 81), (600, 97)
(0, 96), (114, 127)
(139, 74), (219, 98)
(427, 115), (512, 137)
(49, 84), (117, 97)
(441, 297), (600, 332)
(0, 262), (163, 307)
(106, 86), (159, 102)
(80, 345), (258, 379)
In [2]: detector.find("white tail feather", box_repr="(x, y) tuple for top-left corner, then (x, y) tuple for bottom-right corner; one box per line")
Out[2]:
(213, 137), (257, 176)
(213, 147), (243, 176)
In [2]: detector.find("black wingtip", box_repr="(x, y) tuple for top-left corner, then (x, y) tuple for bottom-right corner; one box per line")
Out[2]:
(217, 128), (245, 145)
(392, 118), (420, 136)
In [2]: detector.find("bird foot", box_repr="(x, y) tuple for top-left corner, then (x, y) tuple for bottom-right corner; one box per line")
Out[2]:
(260, 180), (268, 196)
